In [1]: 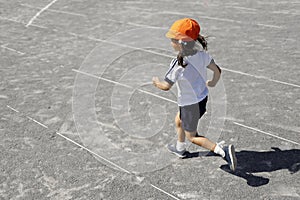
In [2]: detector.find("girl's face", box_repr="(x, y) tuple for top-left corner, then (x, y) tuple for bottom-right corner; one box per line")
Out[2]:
(171, 39), (181, 51)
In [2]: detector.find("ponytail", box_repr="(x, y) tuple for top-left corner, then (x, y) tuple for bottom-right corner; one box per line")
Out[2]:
(197, 34), (208, 50)
(177, 52), (187, 68)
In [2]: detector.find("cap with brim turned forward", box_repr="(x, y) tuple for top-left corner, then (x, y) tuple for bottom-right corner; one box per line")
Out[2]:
(166, 18), (200, 41)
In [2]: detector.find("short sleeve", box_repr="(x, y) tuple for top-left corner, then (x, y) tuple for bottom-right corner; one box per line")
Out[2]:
(203, 52), (213, 67)
(164, 59), (182, 85)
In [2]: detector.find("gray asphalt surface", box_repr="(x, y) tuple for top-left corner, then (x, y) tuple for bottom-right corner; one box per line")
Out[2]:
(1, 0), (300, 199)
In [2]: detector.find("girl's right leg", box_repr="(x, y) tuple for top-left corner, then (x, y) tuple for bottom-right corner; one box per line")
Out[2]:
(185, 130), (237, 171)
(174, 112), (186, 152)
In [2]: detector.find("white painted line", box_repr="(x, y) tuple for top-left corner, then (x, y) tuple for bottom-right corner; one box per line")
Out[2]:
(71, 32), (300, 89)
(225, 6), (258, 12)
(21, 3), (87, 17)
(223, 68), (300, 88)
(1, 44), (25, 55)
(225, 5), (299, 16)
(0, 16), (47, 29)
(0, 16), (21, 24)
(136, 88), (177, 104)
(72, 69), (177, 104)
(6, 105), (178, 199)
(257, 23), (282, 29)
(272, 10), (300, 16)
(70, 32), (300, 89)
(137, 10), (281, 30)
(233, 122), (300, 146)
(69, 32), (173, 59)
(259, 1), (300, 4)
(1, 11), (295, 89)
(24, 22), (48, 29)
(6, 105), (19, 113)
(150, 184), (181, 200)
(196, 15), (243, 24)
(110, 18), (168, 29)
(56, 132), (132, 174)
(5, 106), (132, 176)
(1, 7), (296, 89)
(26, 116), (49, 129)
(267, 78), (300, 88)
(72, 69), (132, 89)
(124, 6), (156, 13)
(26, 0), (58, 27)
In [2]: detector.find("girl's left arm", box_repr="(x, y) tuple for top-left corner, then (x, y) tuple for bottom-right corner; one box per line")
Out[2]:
(207, 61), (221, 87)
(152, 77), (172, 91)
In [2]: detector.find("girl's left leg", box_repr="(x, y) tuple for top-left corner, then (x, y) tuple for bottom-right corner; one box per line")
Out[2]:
(184, 131), (216, 151)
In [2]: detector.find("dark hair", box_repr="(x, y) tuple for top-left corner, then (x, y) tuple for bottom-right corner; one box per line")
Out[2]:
(177, 35), (208, 67)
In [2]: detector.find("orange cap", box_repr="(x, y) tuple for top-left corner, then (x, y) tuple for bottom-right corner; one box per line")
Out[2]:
(166, 18), (200, 41)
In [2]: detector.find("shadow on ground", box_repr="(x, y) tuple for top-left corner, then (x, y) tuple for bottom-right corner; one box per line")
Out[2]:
(184, 147), (300, 187)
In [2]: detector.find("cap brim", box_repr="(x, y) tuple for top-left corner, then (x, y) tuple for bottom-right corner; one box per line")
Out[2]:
(165, 30), (194, 41)
(165, 30), (176, 39)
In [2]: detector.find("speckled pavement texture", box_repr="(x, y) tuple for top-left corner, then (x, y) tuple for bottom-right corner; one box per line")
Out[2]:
(0, 0), (299, 199)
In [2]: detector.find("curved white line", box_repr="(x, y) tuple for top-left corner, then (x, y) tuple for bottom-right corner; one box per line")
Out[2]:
(26, 0), (58, 27)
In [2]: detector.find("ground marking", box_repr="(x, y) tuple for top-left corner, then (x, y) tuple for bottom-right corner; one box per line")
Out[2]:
(5, 105), (180, 199)
(72, 69), (177, 104)
(26, 0), (58, 27)
(223, 68), (300, 88)
(225, 6), (258, 12)
(21, 3), (87, 17)
(0, 16), (47, 29)
(161, 10), (282, 29)
(68, 32), (171, 59)
(124, 6), (157, 12)
(233, 122), (300, 146)
(257, 23), (282, 29)
(259, 1), (300, 4)
(150, 184), (181, 200)
(5, 105), (131, 173)
(1, 44), (25, 55)
(6, 105), (19, 113)
(26, 116), (49, 129)
(6, 2), (296, 198)
(70, 32), (300, 88)
(0, 16), (20, 24)
(56, 132), (132, 174)
(272, 10), (300, 16)
(58, 131), (181, 199)
(1, 12), (297, 88)
(225, 5), (300, 16)
(73, 69), (300, 146)
(104, 18), (168, 29)
(3, 11), (299, 144)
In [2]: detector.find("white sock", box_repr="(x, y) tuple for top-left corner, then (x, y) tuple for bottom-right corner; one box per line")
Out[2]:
(214, 143), (225, 157)
(176, 141), (186, 151)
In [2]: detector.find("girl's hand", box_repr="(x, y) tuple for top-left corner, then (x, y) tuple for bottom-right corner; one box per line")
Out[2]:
(206, 80), (216, 87)
(152, 77), (160, 87)
(152, 77), (172, 91)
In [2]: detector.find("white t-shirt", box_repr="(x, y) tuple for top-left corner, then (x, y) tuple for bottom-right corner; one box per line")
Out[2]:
(164, 51), (212, 106)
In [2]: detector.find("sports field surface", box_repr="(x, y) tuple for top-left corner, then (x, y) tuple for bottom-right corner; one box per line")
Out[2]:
(1, 0), (299, 199)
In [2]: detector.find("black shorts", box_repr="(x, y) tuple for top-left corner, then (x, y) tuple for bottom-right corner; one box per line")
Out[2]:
(179, 96), (208, 132)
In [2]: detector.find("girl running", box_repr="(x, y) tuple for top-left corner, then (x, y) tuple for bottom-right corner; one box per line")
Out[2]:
(152, 18), (237, 171)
